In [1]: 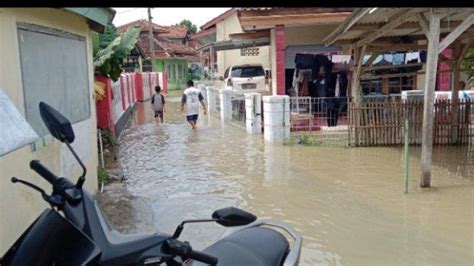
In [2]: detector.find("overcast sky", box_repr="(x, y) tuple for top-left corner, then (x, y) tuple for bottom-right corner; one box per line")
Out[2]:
(112, 8), (231, 28)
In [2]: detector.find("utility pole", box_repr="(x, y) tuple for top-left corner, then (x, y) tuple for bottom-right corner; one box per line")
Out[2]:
(148, 7), (156, 72)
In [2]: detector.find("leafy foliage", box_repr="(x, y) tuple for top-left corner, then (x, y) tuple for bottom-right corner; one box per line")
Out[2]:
(97, 166), (109, 185)
(92, 25), (141, 82)
(177, 19), (197, 35)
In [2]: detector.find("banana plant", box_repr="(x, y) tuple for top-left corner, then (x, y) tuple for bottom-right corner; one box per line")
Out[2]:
(92, 24), (141, 100)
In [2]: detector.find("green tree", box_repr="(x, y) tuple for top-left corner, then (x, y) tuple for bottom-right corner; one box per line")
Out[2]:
(177, 19), (197, 35)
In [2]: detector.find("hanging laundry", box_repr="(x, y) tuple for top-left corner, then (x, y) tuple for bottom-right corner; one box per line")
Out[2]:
(383, 54), (393, 63)
(295, 54), (314, 69)
(405, 52), (421, 64)
(373, 54), (383, 65)
(392, 53), (405, 65)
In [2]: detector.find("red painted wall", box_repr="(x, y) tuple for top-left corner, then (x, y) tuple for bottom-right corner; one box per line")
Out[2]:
(437, 48), (452, 91)
(95, 72), (167, 136)
(275, 25), (286, 95)
(95, 74), (115, 135)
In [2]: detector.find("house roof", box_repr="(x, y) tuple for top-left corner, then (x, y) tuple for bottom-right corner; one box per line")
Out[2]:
(236, 8), (353, 31)
(138, 34), (197, 60)
(324, 8), (474, 48)
(160, 25), (188, 38)
(188, 40), (202, 49)
(117, 19), (168, 33)
(200, 8), (236, 30)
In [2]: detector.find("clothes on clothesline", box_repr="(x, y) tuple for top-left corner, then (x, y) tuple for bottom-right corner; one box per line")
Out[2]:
(405, 52), (421, 64)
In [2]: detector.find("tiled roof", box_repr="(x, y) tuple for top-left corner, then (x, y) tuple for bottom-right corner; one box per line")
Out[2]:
(117, 19), (168, 33)
(155, 37), (195, 55)
(160, 25), (188, 38)
(138, 34), (197, 59)
(187, 40), (202, 49)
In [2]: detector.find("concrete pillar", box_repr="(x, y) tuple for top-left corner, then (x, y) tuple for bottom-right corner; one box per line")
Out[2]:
(263, 95), (290, 143)
(206, 86), (216, 113)
(245, 93), (262, 134)
(220, 88), (232, 122)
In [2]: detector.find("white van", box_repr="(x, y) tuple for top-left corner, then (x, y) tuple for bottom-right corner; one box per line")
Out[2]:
(219, 64), (267, 92)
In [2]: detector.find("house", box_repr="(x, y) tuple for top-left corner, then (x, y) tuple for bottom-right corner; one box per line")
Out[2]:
(118, 20), (199, 90)
(0, 7), (115, 254)
(198, 8), (353, 93)
(200, 8), (272, 83)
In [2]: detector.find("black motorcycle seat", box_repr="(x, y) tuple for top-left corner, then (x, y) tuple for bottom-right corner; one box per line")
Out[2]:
(94, 202), (154, 245)
(190, 227), (289, 266)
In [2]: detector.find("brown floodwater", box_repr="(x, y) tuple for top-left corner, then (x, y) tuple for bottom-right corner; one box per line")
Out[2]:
(97, 95), (473, 266)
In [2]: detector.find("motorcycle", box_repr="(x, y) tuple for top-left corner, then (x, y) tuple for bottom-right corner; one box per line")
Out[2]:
(1, 102), (302, 265)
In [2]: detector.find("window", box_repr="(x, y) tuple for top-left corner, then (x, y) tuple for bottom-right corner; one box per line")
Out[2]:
(230, 66), (265, 78)
(17, 23), (90, 137)
(240, 47), (260, 56)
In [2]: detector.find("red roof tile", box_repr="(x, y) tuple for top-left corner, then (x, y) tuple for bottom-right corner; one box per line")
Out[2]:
(117, 19), (168, 33)
(160, 25), (188, 39)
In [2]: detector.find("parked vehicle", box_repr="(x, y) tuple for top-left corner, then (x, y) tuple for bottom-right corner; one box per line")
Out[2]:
(1, 102), (302, 265)
(219, 64), (267, 92)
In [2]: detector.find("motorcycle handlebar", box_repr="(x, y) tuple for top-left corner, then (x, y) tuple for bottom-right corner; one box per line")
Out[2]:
(30, 160), (59, 184)
(188, 250), (218, 265)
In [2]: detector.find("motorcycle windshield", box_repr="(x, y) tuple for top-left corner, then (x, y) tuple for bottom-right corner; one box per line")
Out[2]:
(1, 209), (101, 266)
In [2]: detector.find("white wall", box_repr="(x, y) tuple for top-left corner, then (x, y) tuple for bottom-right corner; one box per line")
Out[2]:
(215, 13), (271, 76)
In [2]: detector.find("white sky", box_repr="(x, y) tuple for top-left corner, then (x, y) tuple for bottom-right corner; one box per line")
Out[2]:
(112, 8), (231, 29)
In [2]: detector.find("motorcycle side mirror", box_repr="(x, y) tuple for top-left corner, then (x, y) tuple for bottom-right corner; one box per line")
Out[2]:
(38, 102), (86, 189)
(212, 207), (257, 227)
(39, 102), (75, 143)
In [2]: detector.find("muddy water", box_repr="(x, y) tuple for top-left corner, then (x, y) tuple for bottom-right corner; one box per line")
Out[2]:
(98, 95), (473, 266)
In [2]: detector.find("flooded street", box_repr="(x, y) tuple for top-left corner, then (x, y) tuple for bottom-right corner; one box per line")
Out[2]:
(98, 94), (473, 266)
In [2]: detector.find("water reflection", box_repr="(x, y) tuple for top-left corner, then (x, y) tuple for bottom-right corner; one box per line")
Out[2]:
(98, 100), (473, 265)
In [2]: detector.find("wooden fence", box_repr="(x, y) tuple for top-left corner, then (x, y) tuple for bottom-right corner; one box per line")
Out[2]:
(349, 99), (473, 146)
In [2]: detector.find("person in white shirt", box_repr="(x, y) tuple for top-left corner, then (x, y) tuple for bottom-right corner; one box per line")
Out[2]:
(181, 80), (207, 130)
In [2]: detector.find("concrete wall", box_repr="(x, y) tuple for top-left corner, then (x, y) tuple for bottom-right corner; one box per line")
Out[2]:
(0, 8), (98, 254)
(216, 13), (270, 76)
(284, 24), (339, 46)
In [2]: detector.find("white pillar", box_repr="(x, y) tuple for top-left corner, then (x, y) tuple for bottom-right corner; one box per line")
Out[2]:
(245, 93), (262, 134)
(263, 95), (290, 143)
(198, 83), (207, 104)
(220, 88), (232, 121)
(206, 86), (216, 113)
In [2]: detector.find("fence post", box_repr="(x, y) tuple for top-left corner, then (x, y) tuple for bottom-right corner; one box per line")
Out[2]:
(245, 93), (262, 134)
(220, 88), (232, 122)
(263, 95), (290, 143)
(206, 86), (216, 113)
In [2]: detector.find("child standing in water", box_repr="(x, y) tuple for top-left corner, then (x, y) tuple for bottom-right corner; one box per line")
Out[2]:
(181, 80), (206, 130)
(151, 85), (166, 124)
